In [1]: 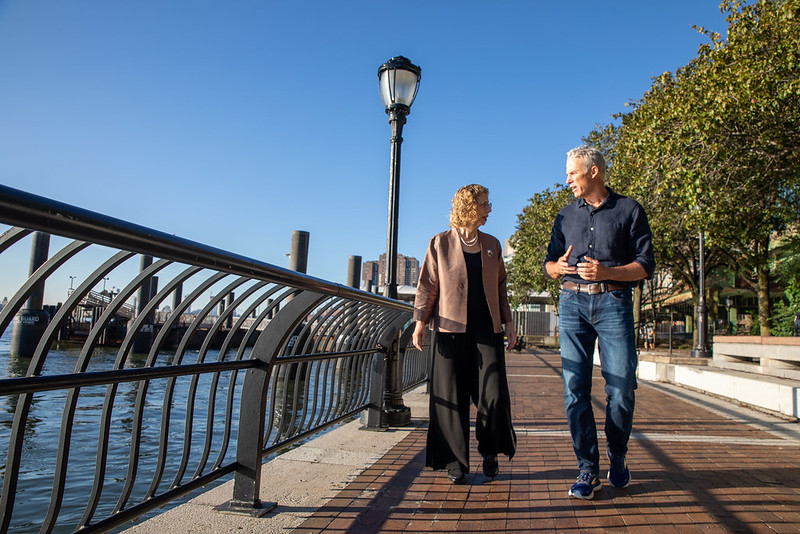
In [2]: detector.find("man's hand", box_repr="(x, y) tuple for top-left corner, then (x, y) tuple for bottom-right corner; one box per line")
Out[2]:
(552, 245), (577, 277)
(576, 256), (606, 281)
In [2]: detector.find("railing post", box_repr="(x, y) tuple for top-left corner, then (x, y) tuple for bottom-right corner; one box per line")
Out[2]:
(382, 330), (411, 427)
(362, 347), (388, 430)
(221, 290), (326, 516)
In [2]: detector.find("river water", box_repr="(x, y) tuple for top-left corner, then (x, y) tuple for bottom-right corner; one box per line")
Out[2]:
(0, 329), (243, 533)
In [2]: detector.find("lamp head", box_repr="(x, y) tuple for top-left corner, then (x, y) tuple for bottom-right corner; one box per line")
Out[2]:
(378, 56), (421, 114)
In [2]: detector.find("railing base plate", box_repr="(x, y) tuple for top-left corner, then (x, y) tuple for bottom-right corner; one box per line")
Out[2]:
(214, 500), (277, 518)
(382, 406), (412, 427)
(359, 424), (389, 432)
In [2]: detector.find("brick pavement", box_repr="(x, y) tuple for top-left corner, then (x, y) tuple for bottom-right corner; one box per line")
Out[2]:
(294, 348), (800, 533)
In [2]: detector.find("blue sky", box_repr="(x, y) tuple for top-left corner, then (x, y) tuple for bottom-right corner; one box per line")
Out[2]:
(0, 1), (729, 304)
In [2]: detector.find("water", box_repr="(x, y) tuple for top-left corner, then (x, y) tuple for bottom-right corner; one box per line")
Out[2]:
(0, 329), (245, 533)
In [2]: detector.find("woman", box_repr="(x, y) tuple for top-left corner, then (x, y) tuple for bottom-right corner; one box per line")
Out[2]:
(412, 184), (517, 484)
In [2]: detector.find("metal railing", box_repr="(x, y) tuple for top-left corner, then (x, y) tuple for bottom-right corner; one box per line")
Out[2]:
(0, 184), (429, 533)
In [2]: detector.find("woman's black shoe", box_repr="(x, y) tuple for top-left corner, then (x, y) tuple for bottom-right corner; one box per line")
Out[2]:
(447, 467), (466, 484)
(482, 454), (499, 478)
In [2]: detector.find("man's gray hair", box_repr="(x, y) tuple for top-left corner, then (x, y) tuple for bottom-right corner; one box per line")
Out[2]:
(567, 145), (606, 175)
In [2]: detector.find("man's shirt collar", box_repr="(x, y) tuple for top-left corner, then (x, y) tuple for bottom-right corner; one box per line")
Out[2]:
(577, 187), (617, 211)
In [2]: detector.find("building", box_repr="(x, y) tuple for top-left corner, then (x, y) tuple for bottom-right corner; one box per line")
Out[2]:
(362, 261), (380, 290)
(379, 253), (419, 287)
(361, 254), (420, 290)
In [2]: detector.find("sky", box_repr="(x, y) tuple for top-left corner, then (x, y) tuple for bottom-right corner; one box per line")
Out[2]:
(0, 1), (730, 305)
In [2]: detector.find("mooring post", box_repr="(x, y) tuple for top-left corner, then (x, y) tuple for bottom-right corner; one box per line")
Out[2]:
(10, 232), (51, 358)
(290, 231), (309, 274)
(132, 255), (155, 353)
(347, 255), (362, 289)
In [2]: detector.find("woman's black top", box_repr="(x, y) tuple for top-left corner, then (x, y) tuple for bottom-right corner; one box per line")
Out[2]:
(464, 251), (492, 331)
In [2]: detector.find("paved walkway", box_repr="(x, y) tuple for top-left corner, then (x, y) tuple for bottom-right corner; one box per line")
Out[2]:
(293, 348), (800, 533)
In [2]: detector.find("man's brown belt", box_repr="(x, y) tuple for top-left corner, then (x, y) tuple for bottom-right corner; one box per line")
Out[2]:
(562, 281), (626, 294)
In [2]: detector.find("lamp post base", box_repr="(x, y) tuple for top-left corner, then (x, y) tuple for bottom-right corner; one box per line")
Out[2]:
(382, 405), (411, 427)
(691, 347), (712, 358)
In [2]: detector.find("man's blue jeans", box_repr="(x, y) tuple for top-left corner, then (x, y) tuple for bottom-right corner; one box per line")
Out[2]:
(559, 287), (638, 475)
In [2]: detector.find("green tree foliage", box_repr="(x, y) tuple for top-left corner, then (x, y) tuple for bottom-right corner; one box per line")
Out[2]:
(702, 0), (800, 335)
(771, 232), (800, 334)
(507, 186), (573, 308)
(611, 0), (800, 335)
(509, 0), (800, 338)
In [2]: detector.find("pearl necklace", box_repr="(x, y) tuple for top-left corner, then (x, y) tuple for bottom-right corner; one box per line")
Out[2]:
(459, 231), (479, 247)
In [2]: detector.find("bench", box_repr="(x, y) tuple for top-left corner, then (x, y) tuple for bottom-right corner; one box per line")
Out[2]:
(712, 335), (800, 380)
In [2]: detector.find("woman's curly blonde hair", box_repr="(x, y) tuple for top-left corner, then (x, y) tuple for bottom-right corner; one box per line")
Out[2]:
(449, 184), (488, 228)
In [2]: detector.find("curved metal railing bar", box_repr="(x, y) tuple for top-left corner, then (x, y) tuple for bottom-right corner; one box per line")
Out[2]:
(210, 289), (284, 474)
(0, 227), (32, 254)
(154, 278), (250, 495)
(0, 239), (94, 533)
(78, 263), (203, 527)
(78, 258), (178, 528)
(166, 277), (256, 490)
(114, 268), (232, 513)
(0, 184), (403, 308)
(190, 281), (271, 480)
(0, 239), (90, 346)
(41, 250), (139, 532)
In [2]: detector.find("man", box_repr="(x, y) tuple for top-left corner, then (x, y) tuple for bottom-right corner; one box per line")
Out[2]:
(544, 145), (655, 500)
(644, 322), (654, 350)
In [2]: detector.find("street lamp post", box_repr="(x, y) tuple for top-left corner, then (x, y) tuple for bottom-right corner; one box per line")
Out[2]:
(374, 56), (420, 428)
(378, 56), (421, 299)
(692, 230), (712, 358)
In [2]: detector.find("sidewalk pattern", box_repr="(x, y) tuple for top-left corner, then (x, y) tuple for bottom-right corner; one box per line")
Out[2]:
(295, 349), (800, 533)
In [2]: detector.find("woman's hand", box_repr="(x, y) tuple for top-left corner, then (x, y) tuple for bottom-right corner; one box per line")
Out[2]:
(504, 323), (517, 350)
(412, 320), (427, 351)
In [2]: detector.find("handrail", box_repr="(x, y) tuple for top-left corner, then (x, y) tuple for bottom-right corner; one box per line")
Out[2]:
(0, 184), (428, 534)
(0, 183), (406, 310)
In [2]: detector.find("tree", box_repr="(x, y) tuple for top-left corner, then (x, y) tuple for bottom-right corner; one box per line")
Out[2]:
(609, 0), (800, 336)
(510, 1), (800, 338)
(771, 231), (800, 334)
(698, 0), (800, 335)
(507, 186), (573, 309)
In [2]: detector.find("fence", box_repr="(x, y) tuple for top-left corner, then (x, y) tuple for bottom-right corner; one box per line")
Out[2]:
(512, 309), (558, 348)
(0, 184), (428, 533)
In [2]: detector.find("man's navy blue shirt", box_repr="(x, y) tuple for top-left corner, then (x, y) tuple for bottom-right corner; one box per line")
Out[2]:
(544, 188), (655, 287)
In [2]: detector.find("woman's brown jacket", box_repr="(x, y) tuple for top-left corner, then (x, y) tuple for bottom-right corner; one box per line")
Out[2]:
(413, 227), (512, 333)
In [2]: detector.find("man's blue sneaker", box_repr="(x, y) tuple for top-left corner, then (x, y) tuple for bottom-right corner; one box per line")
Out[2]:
(568, 472), (601, 499)
(607, 451), (631, 488)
